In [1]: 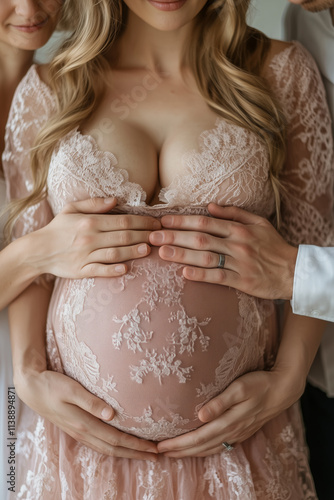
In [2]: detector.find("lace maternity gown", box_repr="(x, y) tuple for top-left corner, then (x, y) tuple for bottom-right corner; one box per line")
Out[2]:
(4, 43), (334, 500)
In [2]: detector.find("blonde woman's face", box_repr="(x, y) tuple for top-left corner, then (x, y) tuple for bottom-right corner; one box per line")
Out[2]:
(122, 0), (208, 31)
(289, 0), (334, 11)
(0, 0), (61, 51)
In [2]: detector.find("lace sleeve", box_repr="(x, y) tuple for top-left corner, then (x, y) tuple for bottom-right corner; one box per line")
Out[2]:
(2, 65), (55, 240)
(268, 43), (334, 247)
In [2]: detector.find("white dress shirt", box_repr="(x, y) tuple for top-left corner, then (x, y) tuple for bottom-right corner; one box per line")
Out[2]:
(285, 5), (334, 396)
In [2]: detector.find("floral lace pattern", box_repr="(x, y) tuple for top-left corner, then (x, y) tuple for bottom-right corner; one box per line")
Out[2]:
(4, 42), (333, 499)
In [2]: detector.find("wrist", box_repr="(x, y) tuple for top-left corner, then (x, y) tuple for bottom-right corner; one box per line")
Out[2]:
(271, 357), (306, 403)
(17, 229), (53, 276)
(10, 231), (46, 279)
(13, 365), (46, 401)
(281, 244), (298, 301)
(13, 348), (47, 386)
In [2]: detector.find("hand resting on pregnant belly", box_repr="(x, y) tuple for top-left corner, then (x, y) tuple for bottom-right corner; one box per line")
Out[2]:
(47, 207), (278, 442)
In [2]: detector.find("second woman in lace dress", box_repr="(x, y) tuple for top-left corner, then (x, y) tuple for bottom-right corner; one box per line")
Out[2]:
(4, 0), (334, 498)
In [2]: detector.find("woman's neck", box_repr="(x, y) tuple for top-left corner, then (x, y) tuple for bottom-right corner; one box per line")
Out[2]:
(0, 42), (33, 88)
(114, 10), (194, 76)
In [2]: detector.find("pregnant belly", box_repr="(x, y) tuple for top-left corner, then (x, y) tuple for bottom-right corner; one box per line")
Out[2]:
(48, 249), (275, 441)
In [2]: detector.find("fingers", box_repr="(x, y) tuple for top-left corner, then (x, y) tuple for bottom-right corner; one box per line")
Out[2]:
(85, 243), (151, 267)
(150, 229), (226, 254)
(67, 433), (158, 461)
(157, 403), (261, 458)
(79, 242), (151, 278)
(55, 407), (158, 460)
(157, 418), (235, 458)
(198, 375), (267, 423)
(62, 197), (118, 215)
(155, 244), (237, 274)
(207, 203), (265, 226)
(183, 266), (239, 286)
(98, 214), (161, 233)
(93, 231), (154, 250)
(62, 200), (162, 233)
(84, 423), (158, 457)
(198, 390), (236, 423)
(66, 378), (115, 421)
(160, 214), (231, 237)
(77, 424), (159, 459)
(79, 263), (128, 278)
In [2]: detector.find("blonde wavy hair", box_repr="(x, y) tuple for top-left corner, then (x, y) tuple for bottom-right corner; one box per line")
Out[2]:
(6, 0), (286, 239)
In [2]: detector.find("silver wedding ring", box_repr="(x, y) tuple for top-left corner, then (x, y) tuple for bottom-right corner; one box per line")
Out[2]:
(222, 441), (234, 451)
(217, 253), (225, 269)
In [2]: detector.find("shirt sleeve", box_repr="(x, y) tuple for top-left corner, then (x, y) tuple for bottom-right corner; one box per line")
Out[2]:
(292, 245), (334, 321)
(2, 65), (55, 240)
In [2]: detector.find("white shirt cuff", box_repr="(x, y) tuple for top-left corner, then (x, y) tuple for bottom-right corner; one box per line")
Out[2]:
(291, 245), (334, 322)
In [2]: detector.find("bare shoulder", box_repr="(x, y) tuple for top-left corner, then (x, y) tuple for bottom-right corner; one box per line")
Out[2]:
(35, 64), (51, 86)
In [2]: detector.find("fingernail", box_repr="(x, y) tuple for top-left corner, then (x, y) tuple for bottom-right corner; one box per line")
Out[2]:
(162, 216), (173, 227)
(146, 447), (158, 454)
(185, 268), (195, 278)
(115, 265), (126, 273)
(104, 197), (115, 204)
(138, 244), (148, 255)
(101, 408), (113, 420)
(163, 246), (175, 258)
(199, 407), (212, 421)
(151, 231), (164, 244)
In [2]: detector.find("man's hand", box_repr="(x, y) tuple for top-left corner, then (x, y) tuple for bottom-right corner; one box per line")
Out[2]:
(150, 203), (298, 300)
(157, 367), (304, 458)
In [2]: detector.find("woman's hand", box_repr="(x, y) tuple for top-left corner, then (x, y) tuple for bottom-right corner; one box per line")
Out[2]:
(31, 197), (161, 279)
(14, 367), (158, 461)
(149, 203), (297, 300)
(157, 367), (305, 458)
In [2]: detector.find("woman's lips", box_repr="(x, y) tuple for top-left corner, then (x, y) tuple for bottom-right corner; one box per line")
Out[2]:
(11, 16), (49, 33)
(147, 0), (187, 11)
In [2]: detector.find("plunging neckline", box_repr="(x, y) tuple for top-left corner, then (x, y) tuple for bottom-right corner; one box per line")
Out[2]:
(29, 65), (263, 210)
(30, 45), (297, 211)
(32, 64), (229, 209)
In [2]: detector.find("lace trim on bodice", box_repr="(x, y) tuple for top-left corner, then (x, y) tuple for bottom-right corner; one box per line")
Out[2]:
(3, 64), (275, 220)
(47, 109), (274, 221)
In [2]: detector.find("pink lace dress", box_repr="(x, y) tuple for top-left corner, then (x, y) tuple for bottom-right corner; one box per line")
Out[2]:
(3, 43), (334, 500)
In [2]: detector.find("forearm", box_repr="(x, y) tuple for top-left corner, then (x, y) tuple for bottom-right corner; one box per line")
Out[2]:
(273, 303), (327, 400)
(8, 282), (53, 393)
(0, 231), (48, 311)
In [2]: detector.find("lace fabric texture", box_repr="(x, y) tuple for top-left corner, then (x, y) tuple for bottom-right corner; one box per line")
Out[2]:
(0, 179), (6, 251)
(3, 42), (333, 499)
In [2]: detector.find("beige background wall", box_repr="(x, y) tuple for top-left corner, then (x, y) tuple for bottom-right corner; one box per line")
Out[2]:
(249, 0), (289, 39)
